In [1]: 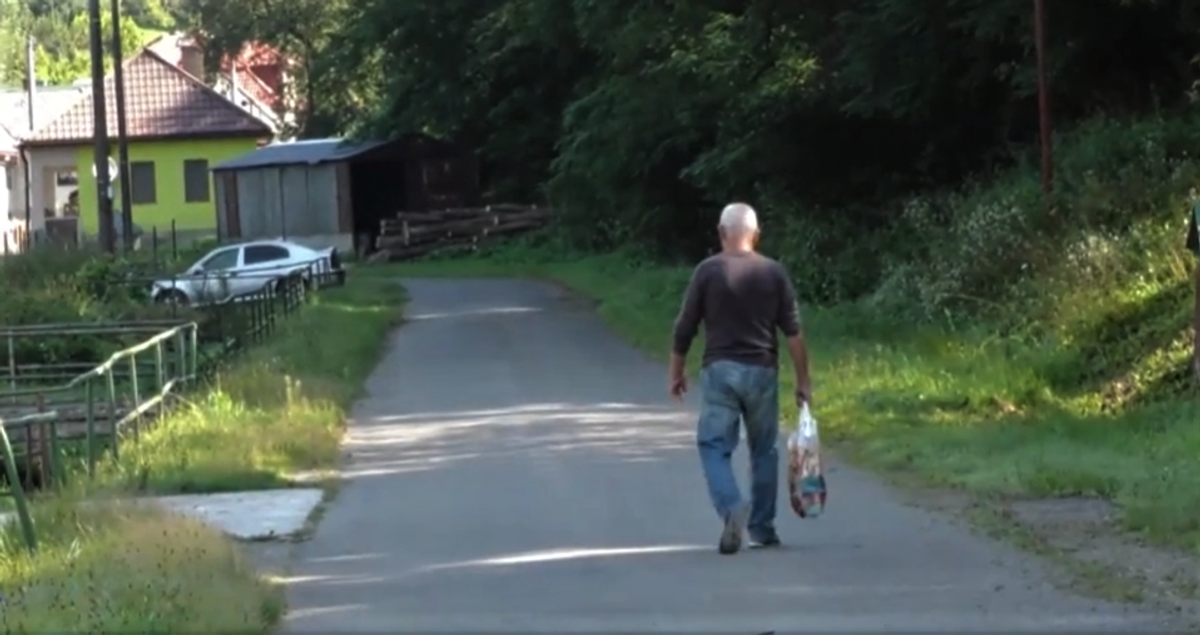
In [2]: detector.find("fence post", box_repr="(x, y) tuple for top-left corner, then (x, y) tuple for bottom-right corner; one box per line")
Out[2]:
(128, 353), (140, 442)
(189, 324), (197, 379)
(7, 331), (16, 398)
(106, 367), (119, 460)
(0, 420), (37, 554)
(175, 329), (185, 385)
(85, 378), (96, 478)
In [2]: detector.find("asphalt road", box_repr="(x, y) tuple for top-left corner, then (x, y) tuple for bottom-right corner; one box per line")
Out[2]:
(282, 278), (1177, 633)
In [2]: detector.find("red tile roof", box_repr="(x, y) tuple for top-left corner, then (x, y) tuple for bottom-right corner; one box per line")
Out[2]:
(25, 49), (273, 146)
(221, 42), (286, 111)
(229, 64), (277, 110)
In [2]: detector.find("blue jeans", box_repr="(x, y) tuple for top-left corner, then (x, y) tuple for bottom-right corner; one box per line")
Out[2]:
(697, 360), (779, 540)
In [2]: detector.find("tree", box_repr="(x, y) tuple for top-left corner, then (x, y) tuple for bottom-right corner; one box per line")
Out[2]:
(0, 0), (33, 86)
(176, 0), (351, 136)
(181, 0), (1200, 284)
(30, 7), (147, 85)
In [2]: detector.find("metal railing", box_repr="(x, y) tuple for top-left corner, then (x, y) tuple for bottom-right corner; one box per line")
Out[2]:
(0, 270), (328, 553)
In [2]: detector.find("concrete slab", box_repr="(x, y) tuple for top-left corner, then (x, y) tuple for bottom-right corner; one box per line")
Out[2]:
(280, 278), (1187, 632)
(154, 489), (324, 540)
(0, 487), (323, 541)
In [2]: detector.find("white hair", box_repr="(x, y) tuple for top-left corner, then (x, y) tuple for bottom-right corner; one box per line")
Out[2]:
(718, 203), (759, 236)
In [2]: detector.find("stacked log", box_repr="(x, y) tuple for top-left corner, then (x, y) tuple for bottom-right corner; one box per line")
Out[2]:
(370, 204), (550, 262)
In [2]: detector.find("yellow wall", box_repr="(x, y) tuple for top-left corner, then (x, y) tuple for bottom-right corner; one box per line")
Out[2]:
(75, 137), (258, 233)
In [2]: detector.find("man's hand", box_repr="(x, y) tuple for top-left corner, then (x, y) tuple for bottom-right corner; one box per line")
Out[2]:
(670, 374), (688, 400)
(668, 353), (688, 401)
(795, 385), (812, 408)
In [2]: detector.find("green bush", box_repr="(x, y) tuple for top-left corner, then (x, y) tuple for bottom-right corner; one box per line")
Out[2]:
(0, 249), (186, 367)
(869, 114), (1200, 327)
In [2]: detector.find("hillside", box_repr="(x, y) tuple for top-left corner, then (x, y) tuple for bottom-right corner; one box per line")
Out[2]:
(0, 0), (177, 86)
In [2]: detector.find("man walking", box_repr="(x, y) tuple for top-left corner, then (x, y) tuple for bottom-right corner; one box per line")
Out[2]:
(669, 202), (812, 555)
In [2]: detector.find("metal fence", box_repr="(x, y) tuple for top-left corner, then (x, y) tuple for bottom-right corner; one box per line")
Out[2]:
(0, 270), (317, 554)
(3, 218), (217, 262)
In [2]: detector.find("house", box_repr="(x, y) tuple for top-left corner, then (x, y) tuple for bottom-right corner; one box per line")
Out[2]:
(146, 33), (295, 133)
(19, 48), (274, 239)
(0, 124), (19, 250)
(210, 135), (479, 254)
(0, 85), (90, 249)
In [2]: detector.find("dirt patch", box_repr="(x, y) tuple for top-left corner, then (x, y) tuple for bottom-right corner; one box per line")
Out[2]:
(897, 482), (1200, 625)
(1002, 497), (1200, 614)
(544, 279), (601, 312)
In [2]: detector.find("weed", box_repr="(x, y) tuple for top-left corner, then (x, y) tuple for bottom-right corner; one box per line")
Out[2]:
(100, 275), (407, 494)
(0, 491), (281, 633)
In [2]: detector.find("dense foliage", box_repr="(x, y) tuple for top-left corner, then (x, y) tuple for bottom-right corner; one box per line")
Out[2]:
(177, 0), (1200, 306)
(8, 0), (1200, 317)
(0, 0), (162, 86)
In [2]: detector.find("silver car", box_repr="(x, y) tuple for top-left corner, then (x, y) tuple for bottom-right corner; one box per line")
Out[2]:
(150, 239), (344, 305)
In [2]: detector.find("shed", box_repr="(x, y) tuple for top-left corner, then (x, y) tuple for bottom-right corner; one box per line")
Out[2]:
(210, 133), (479, 253)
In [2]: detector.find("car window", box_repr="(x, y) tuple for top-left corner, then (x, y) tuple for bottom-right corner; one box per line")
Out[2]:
(243, 245), (291, 265)
(199, 248), (240, 271)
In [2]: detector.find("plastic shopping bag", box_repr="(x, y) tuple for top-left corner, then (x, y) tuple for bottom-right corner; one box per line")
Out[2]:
(786, 403), (827, 518)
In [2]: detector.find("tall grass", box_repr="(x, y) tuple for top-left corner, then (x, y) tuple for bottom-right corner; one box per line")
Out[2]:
(101, 275), (407, 493)
(0, 493), (282, 632)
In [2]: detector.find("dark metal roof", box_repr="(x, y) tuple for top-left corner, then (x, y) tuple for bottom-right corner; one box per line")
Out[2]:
(211, 137), (386, 171)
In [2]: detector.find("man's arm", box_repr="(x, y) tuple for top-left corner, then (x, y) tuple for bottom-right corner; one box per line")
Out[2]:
(776, 266), (811, 403)
(670, 266), (705, 385)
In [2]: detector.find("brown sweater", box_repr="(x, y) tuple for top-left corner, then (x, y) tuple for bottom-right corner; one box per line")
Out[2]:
(672, 251), (801, 368)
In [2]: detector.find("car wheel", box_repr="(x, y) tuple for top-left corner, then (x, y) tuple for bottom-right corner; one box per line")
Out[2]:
(155, 289), (189, 306)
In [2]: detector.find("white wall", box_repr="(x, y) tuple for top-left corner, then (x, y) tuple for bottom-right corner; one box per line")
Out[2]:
(1, 159), (10, 217)
(25, 146), (77, 233)
(0, 156), (28, 253)
(3, 156), (23, 219)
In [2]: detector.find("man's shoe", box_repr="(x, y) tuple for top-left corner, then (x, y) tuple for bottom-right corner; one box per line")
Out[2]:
(718, 505), (749, 555)
(749, 533), (782, 549)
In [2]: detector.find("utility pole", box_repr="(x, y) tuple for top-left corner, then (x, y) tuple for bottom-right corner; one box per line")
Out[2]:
(1033, 0), (1053, 196)
(87, 0), (114, 253)
(110, 0), (133, 251)
(23, 34), (34, 252)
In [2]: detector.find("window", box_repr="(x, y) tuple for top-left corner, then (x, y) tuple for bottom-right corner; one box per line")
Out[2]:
(198, 247), (240, 271)
(183, 159), (210, 203)
(129, 161), (157, 204)
(55, 170), (77, 186)
(243, 244), (290, 265)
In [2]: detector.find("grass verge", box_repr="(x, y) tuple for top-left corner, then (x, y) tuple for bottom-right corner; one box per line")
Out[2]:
(0, 492), (283, 632)
(100, 274), (407, 494)
(375, 250), (1200, 555)
(0, 273), (405, 632)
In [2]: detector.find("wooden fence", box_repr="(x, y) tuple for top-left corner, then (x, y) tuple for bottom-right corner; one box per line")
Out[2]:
(368, 204), (550, 263)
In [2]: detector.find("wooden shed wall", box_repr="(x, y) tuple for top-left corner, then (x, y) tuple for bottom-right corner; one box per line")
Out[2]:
(227, 165), (340, 239)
